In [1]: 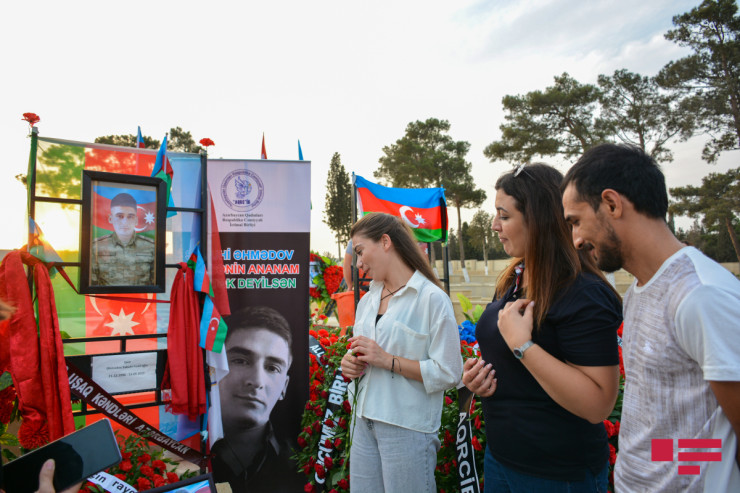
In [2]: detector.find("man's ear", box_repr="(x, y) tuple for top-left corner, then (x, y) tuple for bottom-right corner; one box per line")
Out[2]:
(280, 374), (290, 401)
(601, 189), (624, 219)
(108, 214), (114, 225)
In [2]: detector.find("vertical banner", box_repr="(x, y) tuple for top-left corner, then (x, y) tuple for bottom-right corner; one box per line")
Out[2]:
(207, 159), (310, 493)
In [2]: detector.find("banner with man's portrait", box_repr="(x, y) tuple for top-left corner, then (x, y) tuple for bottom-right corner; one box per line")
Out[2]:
(207, 159), (310, 493)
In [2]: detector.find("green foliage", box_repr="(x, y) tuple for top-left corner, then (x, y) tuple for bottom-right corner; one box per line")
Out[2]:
(597, 69), (692, 163)
(457, 293), (485, 324)
(323, 153), (353, 249)
(95, 134), (160, 149)
(657, 0), (740, 162)
(670, 167), (740, 261)
(484, 73), (607, 164)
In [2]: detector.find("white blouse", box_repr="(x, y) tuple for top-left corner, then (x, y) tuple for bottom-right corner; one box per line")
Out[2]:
(350, 270), (463, 433)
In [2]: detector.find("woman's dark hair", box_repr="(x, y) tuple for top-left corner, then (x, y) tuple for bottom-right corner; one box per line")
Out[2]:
(350, 213), (441, 289)
(494, 163), (619, 328)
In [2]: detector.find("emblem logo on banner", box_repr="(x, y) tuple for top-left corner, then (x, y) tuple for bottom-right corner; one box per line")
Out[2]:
(221, 169), (264, 212)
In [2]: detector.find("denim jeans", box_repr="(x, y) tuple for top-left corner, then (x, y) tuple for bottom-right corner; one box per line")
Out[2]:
(484, 447), (608, 493)
(349, 417), (440, 493)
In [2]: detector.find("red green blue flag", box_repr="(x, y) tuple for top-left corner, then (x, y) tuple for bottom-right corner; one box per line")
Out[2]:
(187, 246), (214, 298)
(151, 135), (176, 217)
(261, 134), (267, 159)
(28, 218), (64, 266)
(354, 174), (448, 242)
(200, 296), (227, 353)
(136, 126), (144, 148)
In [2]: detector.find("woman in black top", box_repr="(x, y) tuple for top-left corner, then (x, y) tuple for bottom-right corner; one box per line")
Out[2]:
(463, 164), (621, 493)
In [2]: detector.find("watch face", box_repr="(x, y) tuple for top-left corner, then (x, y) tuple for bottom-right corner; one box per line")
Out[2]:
(513, 349), (523, 359)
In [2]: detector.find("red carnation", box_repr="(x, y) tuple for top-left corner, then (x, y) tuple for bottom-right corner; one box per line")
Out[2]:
(121, 451), (132, 460)
(472, 435), (483, 451)
(303, 426), (313, 436)
(329, 489), (338, 493)
(310, 287), (321, 299)
(22, 113), (40, 126)
(324, 418), (335, 428)
(18, 418), (49, 450)
(321, 390), (329, 399)
(319, 314), (328, 320)
(136, 477), (152, 490)
(324, 438), (332, 449)
(138, 453), (152, 464)
(314, 463), (326, 479)
(166, 472), (179, 483)
(324, 456), (333, 469)
(199, 138), (215, 147)
(338, 478), (349, 490)
(304, 483), (316, 493)
(152, 459), (166, 471)
(334, 438), (343, 449)
(445, 396), (453, 405)
(0, 386), (16, 424)
(120, 459), (133, 472)
(609, 443), (617, 465)
(474, 415), (482, 430)
(141, 465), (155, 478)
(338, 417), (348, 429)
(603, 420), (615, 438)
(297, 436), (308, 448)
(114, 474), (127, 481)
(314, 407), (324, 418)
(342, 400), (352, 414)
(153, 474), (166, 487)
(313, 421), (322, 433)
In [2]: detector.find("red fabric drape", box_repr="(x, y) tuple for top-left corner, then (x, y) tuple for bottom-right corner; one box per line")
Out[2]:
(0, 251), (75, 445)
(161, 263), (206, 420)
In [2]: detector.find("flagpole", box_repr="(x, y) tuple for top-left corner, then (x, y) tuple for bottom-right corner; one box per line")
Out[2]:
(351, 173), (359, 307)
(27, 126), (39, 246)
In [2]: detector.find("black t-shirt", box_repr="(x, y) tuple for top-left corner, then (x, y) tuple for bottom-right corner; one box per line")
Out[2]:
(476, 272), (621, 481)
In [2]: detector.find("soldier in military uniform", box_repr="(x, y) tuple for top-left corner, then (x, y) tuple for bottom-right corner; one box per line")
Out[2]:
(91, 192), (155, 286)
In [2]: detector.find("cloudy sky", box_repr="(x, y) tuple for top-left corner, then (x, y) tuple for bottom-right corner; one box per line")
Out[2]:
(1, 0), (736, 255)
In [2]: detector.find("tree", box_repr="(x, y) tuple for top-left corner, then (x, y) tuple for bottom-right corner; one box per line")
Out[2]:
(375, 118), (485, 272)
(468, 210), (493, 264)
(95, 134), (160, 149)
(484, 73), (607, 164)
(657, 0), (740, 162)
(323, 152), (352, 256)
(670, 167), (740, 262)
(95, 127), (203, 153)
(597, 69), (692, 163)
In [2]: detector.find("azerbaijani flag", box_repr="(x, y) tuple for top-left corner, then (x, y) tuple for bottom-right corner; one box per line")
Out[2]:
(92, 185), (157, 239)
(200, 296), (227, 353)
(151, 136), (176, 217)
(186, 246), (214, 298)
(354, 175), (448, 243)
(261, 133), (267, 159)
(298, 139), (304, 160)
(136, 126), (145, 148)
(28, 218), (64, 265)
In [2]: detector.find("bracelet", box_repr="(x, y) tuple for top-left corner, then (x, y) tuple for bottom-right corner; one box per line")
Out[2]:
(390, 356), (401, 378)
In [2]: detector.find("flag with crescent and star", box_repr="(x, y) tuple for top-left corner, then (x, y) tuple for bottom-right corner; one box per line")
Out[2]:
(354, 174), (448, 242)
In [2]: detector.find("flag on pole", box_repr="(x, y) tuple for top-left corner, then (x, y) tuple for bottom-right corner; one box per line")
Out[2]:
(354, 175), (448, 242)
(261, 133), (267, 159)
(298, 140), (304, 160)
(151, 135), (176, 217)
(136, 126), (145, 148)
(200, 296), (228, 353)
(28, 218), (63, 265)
(187, 246), (214, 298)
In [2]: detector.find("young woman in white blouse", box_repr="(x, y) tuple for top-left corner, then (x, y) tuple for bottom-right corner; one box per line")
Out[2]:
(340, 212), (463, 493)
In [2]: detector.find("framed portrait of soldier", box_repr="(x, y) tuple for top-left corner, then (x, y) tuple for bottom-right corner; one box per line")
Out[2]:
(79, 171), (167, 294)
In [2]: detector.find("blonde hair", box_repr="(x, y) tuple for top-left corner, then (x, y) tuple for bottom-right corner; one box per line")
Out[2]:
(350, 213), (441, 288)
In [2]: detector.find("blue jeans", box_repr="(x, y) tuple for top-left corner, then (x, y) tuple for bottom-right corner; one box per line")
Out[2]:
(349, 417), (440, 493)
(484, 447), (608, 493)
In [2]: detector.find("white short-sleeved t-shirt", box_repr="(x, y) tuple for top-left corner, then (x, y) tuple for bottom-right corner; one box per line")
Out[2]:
(615, 247), (740, 492)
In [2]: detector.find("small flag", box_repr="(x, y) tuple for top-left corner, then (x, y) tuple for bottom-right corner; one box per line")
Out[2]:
(261, 133), (267, 159)
(187, 246), (214, 297)
(152, 135), (176, 217)
(136, 126), (145, 148)
(28, 218), (63, 265)
(298, 139), (304, 160)
(354, 174), (448, 242)
(200, 297), (228, 353)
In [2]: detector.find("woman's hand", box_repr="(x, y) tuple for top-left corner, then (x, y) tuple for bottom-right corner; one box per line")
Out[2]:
(462, 357), (497, 397)
(497, 299), (535, 351)
(35, 459), (83, 493)
(350, 336), (391, 370)
(341, 348), (367, 380)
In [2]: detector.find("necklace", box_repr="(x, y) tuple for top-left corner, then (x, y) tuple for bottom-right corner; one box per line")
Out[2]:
(380, 284), (406, 301)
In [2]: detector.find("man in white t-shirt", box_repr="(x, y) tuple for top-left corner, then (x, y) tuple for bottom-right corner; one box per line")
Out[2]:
(561, 143), (740, 492)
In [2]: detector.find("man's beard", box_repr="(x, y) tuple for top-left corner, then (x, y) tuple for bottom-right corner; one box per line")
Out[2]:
(592, 221), (623, 273)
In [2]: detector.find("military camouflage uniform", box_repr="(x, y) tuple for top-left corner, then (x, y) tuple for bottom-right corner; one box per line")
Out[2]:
(91, 232), (156, 286)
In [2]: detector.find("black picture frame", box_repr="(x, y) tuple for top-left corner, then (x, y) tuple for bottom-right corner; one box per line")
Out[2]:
(80, 170), (166, 294)
(144, 473), (217, 493)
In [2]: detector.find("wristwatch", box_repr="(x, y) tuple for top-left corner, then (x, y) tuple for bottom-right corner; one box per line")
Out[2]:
(513, 341), (534, 360)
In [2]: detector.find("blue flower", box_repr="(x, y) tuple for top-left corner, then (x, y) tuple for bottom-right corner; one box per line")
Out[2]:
(458, 320), (477, 343)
